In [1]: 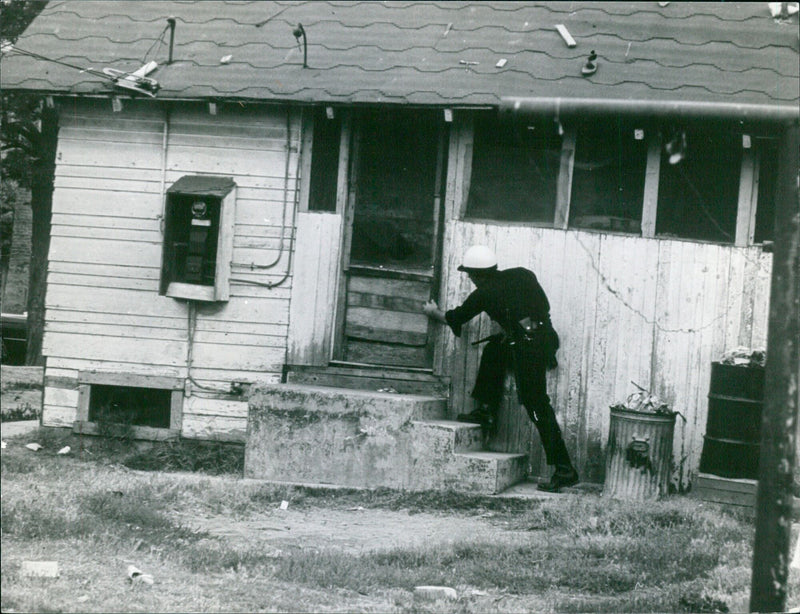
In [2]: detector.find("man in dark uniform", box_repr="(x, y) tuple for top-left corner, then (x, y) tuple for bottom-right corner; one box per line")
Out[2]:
(423, 245), (579, 492)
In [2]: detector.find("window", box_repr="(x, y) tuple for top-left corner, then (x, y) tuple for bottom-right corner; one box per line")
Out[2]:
(350, 109), (439, 268)
(89, 384), (172, 429)
(465, 115), (562, 223)
(75, 372), (183, 440)
(160, 175), (237, 301)
(569, 124), (647, 233)
(656, 130), (741, 243)
(308, 107), (341, 212)
(754, 137), (779, 244)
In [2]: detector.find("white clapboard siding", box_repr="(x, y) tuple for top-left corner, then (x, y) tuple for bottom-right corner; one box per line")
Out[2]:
(42, 99), (300, 440)
(440, 220), (772, 485)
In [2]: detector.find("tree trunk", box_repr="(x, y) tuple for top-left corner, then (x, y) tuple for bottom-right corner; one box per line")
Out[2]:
(25, 104), (58, 366)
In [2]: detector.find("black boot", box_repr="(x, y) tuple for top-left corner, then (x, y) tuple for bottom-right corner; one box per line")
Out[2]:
(457, 408), (488, 423)
(537, 464), (579, 492)
(457, 405), (495, 433)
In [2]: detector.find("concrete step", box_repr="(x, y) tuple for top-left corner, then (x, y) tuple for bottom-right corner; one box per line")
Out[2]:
(411, 420), (483, 454)
(250, 382), (447, 427)
(453, 451), (529, 494)
(285, 363), (449, 397)
(245, 383), (527, 495)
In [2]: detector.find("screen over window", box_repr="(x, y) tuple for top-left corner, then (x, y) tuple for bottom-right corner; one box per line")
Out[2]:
(569, 124), (647, 234)
(465, 115), (561, 223)
(656, 130), (741, 244)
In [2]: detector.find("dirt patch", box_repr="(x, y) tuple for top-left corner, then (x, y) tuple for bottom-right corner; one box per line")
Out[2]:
(183, 507), (526, 555)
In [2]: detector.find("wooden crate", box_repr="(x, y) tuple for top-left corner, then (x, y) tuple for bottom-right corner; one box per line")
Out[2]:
(694, 472), (757, 507)
(694, 472), (800, 516)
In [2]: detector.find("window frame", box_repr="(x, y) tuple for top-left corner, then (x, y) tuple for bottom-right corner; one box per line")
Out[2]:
(73, 371), (183, 441)
(455, 111), (774, 247)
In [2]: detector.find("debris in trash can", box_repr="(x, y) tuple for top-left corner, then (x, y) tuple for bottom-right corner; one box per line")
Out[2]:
(611, 383), (685, 422)
(719, 347), (766, 367)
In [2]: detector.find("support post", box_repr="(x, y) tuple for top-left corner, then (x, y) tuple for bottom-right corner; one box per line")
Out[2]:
(749, 122), (799, 613)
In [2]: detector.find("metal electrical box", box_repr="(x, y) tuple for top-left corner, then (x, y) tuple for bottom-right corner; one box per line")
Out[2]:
(159, 175), (237, 302)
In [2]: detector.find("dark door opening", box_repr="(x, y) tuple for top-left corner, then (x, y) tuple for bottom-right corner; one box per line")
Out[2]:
(337, 109), (445, 368)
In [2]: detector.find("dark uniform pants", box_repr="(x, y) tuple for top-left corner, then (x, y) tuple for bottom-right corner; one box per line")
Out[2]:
(471, 335), (573, 468)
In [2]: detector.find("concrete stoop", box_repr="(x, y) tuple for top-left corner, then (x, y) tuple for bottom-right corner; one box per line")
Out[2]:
(244, 383), (528, 495)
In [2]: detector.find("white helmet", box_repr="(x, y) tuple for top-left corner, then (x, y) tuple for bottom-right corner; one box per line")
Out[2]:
(458, 245), (497, 272)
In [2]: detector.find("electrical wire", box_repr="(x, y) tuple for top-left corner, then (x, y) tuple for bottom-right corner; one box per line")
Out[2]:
(2, 44), (117, 81)
(6, 19), (169, 85)
(231, 107), (295, 271)
(185, 301), (232, 394)
(143, 23), (170, 64)
(229, 107), (304, 289)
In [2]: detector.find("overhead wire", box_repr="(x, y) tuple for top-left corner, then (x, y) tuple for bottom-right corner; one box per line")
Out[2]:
(2, 44), (116, 81)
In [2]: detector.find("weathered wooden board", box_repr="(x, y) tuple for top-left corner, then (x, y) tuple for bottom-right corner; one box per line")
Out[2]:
(441, 220), (773, 485)
(286, 212), (343, 365)
(344, 339), (428, 366)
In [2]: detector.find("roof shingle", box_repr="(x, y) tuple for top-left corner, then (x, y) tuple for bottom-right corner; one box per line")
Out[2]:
(2, 1), (797, 110)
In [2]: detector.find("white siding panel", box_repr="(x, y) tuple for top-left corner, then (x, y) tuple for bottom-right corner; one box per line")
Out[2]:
(445, 222), (773, 486)
(44, 386), (79, 408)
(57, 139), (164, 170)
(52, 213), (161, 232)
(42, 404), (77, 428)
(48, 236), (161, 267)
(44, 331), (186, 366)
(43, 100), (298, 441)
(183, 396), (248, 418)
(181, 414), (247, 442)
(47, 356), (183, 379)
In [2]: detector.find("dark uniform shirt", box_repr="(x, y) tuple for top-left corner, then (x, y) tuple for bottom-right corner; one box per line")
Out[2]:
(444, 267), (551, 338)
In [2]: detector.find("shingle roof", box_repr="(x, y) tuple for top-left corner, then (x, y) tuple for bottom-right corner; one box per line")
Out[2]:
(1, 1), (798, 111)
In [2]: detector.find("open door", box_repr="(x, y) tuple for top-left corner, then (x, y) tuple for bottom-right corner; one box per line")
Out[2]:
(334, 109), (446, 369)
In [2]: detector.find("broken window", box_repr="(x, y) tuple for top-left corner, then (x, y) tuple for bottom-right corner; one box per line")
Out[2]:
(350, 109), (439, 268)
(569, 123), (647, 233)
(655, 129), (741, 244)
(465, 114), (561, 223)
(308, 107), (341, 213)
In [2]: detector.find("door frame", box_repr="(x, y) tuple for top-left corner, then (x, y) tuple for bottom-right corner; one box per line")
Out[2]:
(331, 108), (449, 367)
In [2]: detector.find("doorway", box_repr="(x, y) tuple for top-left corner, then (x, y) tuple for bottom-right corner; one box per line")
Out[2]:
(335, 108), (446, 369)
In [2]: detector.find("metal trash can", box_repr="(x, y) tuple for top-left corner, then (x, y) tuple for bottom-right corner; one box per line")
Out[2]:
(604, 407), (676, 501)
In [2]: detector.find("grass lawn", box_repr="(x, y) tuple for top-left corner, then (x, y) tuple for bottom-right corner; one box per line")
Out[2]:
(2, 427), (798, 613)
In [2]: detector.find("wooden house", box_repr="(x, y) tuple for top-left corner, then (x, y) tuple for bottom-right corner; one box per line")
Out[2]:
(1, 1), (797, 488)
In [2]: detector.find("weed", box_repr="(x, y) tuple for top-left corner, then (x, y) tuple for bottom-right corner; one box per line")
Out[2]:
(0, 453), (37, 475)
(2, 381), (43, 391)
(244, 485), (534, 515)
(122, 439), (244, 475)
(0, 402), (39, 422)
(679, 592), (730, 612)
(92, 403), (136, 442)
(1, 499), (96, 539)
(180, 541), (278, 573)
